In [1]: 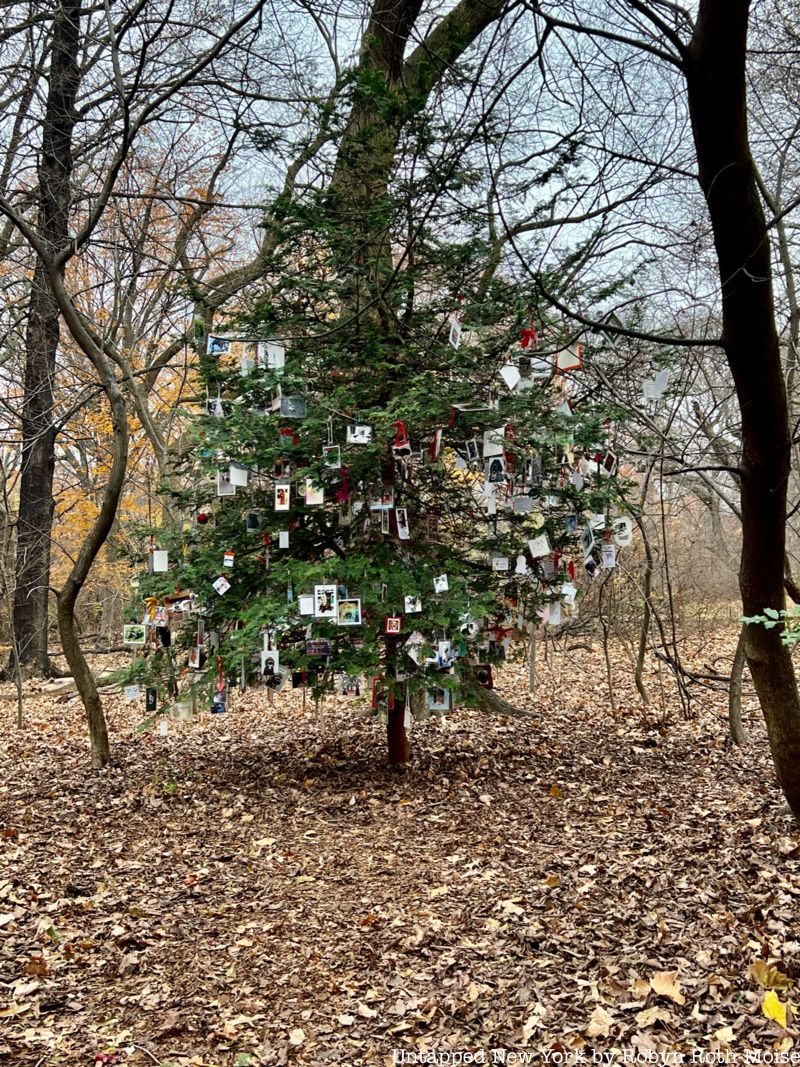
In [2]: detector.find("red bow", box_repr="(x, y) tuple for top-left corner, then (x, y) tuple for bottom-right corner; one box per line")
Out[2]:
(520, 325), (537, 349)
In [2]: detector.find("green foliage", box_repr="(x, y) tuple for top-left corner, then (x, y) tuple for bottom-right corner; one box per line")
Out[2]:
(743, 606), (800, 644)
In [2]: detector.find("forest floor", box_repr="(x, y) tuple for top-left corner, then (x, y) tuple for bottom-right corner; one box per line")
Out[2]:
(2, 628), (800, 1066)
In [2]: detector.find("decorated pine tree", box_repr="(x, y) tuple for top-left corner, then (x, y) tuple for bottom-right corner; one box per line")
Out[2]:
(129, 52), (632, 764)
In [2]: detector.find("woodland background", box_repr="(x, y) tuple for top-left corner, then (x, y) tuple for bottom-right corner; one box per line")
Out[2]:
(2, 0), (800, 1062)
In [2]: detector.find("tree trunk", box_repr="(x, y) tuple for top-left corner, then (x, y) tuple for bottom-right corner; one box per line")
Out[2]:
(728, 622), (749, 746)
(387, 695), (410, 766)
(687, 0), (800, 815)
(10, 0), (82, 678)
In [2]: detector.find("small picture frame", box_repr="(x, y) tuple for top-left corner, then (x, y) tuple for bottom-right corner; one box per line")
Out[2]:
(280, 395), (307, 418)
(206, 335), (230, 356)
(485, 456), (506, 483)
(347, 424), (373, 444)
(261, 649), (280, 686)
(465, 438), (480, 463)
(275, 484), (291, 511)
(395, 507), (410, 540)
(404, 595), (422, 614)
(491, 556), (509, 572)
(314, 584), (338, 619)
(123, 624), (146, 646)
(206, 397), (226, 418)
(323, 444), (341, 468)
(152, 549), (169, 572)
(474, 664), (494, 690)
(426, 686), (451, 711)
(338, 598), (362, 626)
(448, 315), (462, 350)
(257, 340), (285, 369)
(384, 615), (403, 635)
(305, 479), (324, 506)
(217, 471), (236, 497)
(433, 574), (449, 594)
(212, 575), (231, 595)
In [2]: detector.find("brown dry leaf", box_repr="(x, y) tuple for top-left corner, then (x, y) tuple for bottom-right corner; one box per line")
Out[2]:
(288, 1027), (306, 1046)
(636, 1006), (672, 1028)
(750, 960), (793, 989)
(649, 971), (686, 1005)
(585, 1005), (615, 1037)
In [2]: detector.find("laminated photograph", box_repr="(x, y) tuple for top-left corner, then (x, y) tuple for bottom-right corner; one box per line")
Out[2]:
(275, 484), (291, 511)
(347, 424), (372, 444)
(123, 624), (146, 646)
(433, 573), (449, 593)
(323, 444), (341, 468)
(485, 456), (506, 483)
(499, 363), (521, 390)
(448, 314), (462, 350)
(278, 530), (289, 549)
(491, 555), (509, 571)
(555, 343), (582, 372)
(217, 471), (236, 497)
(528, 533), (551, 558)
(314, 584), (337, 619)
(280, 395), (307, 418)
(404, 595), (422, 614)
(229, 463), (248, 487)
(298, 594), (314, 616)
(338, 598), (362, 626)
(427, 687), (451, 712)
(206, 335), (230, 356)
(256, 340), (285, 370)
(305, 479), (324, 505)
(395, 507), (410, 539)
(212, 575), (231, 595)
(152, 549), (169, 572)
(482, 425), (506, 458)
(384, 615), (403, 635)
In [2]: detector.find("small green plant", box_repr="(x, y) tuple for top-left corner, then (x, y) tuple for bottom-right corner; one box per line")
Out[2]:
(742, 606), (800, 645)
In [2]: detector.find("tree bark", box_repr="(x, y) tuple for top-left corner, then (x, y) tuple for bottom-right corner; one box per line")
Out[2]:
(686, 0), (800, 814)
(728, 622), (749, 746)
(10, 0), (82, 677)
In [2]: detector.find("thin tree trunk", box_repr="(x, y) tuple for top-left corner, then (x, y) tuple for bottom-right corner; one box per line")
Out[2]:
(687, 0), (800, 815)
(387, 688), (410, 766)
(10, 1), (82, 677)
(729, 622), (749, 746)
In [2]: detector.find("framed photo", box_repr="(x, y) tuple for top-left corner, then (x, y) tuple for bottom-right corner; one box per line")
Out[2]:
(275, 484), (291, 511)
(229, 463), (248, 487)
(338, 598), (362, 626)
(474, 664), (494, 689)
(261, 649), (280, 684)
(123, 624), (146, 646)
(323, 444), (341, 468)
(485, 456), (506, 483)
(465, 438), (480, 463)
(384, 615), (403, 635)
(206, 335), (230, 356)
(280, 395), (307, 418)
(314, 584), (338, 619)
(482, 426), (505, 458)
(217, 471), (235, 497)
(305, 479), (324, 506)
(581, 524), (595, 558)
(404, 595), (422, 614)
(381, 509), (390, 534)
(274, 457), (292, 480)
(347, 424), (372, 444)
(395, 507), (410, 540)
(212, 575), (231, 595)
(528, 533), (551, 558)
(448, 315), (462, 350)
(426, 687), (451, 711)
(433, 574), (449, 594)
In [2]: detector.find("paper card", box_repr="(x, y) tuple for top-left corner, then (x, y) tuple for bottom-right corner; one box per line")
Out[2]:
(555, 344), (582, 372)
(465, 438), (480, 462)
(404, 595), (422, 614)
(570, 468), (584, 490)
(499, 364), (521, 390)
(529, 354), (551, 378)
(257, 340), (285, 369)
(305, 479), (324, 505)
(602, 543), (617, 569)
(581, 524), (596, 558)
(298, 593), (314, 616)
(213, 576), (231, 595)
(206, 335), (230, 356)
(217, 471), (236, 497)
(448, 315), (462, 349)
(229, 463), (248, 487)
(152, 550), (169, 572)
(261, 649), (280, 681)
(548, 602), (562, 626)
(278, 531), (289, 549)
(240, 351), (255, 376)
(528, 534), (551, 558)
(314, 584), (337, 619)
(223, 550), (235, 568)
(346, 425), (371, 445)
(491, 556), (509, 571)
(405, 631), (425, 664)
(206, 397), (226, 418)
(395, 508), (410, 540)
(515, 555), (528, 575)
(643, 368), (670, 399)
(275, 484), (291, 511)
(123, 684), (140, 702)
(433, 574), (449, 593)
(338, 598), (362, 625)
(561, 582), (578, 605)
(612, 516), (633, 548)
(512, 496), (533, 514)
(482, 426), (506, 458)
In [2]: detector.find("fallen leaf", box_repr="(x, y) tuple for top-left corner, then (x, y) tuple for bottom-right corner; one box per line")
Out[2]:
(635, 1006), (672, 1028)
(288, 1027), (306, 1046)
(762, 990), (788, 1029)
(585, 1005), (615, 1037)
(750, 960), (793, 990)
(649, 971), (685, 1005)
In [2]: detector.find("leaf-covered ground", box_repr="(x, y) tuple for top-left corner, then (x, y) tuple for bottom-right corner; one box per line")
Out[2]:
(2, 631), (800, 1065)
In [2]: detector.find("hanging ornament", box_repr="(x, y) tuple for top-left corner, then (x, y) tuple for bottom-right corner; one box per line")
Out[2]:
(520, 322), (538, 349)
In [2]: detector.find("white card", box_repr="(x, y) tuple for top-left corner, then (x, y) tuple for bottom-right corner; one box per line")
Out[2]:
(229, 463), (248, 487)
(602, 544), (617, 569)
(548, 602), (562, 626)
(152, 550), (169, 572)
(561, 582), (577, 605)
(123, 684), (140, 702)
(515, 555), (528, 575)
(482, 426), (506, 458)
(612, 516), (633, 547)
(217, 471), (236, 497)
(528, 534), (551, 558)
(449, 315), (462, 349)
(499, 364), (521, 390)
(347, 424), (372, 444)
(279, 531), (289, 549)
(213, 576), (231, 595)
(433, 574), (449, 593)
(298, 594), (314, 616)
(491, 556), (509, 571)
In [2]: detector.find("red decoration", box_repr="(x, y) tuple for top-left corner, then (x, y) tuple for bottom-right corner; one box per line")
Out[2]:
(520, 324), (538, 349)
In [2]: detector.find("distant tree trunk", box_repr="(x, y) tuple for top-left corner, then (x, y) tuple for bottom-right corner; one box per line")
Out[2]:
(10, 0), (82, 678)
(687, 0), (800, 815)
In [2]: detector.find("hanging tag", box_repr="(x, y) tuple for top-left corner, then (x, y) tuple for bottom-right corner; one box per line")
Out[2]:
(229, 463), (248, 487)
(146, 687), (158, 712)
(279, 531), (289, 549)
(403, 689), (412, 730)
(213, 575), (231, 595)
(124, 684), (140, 703)
(433, 574), (449, 593)
(223, 550), (235, 568)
